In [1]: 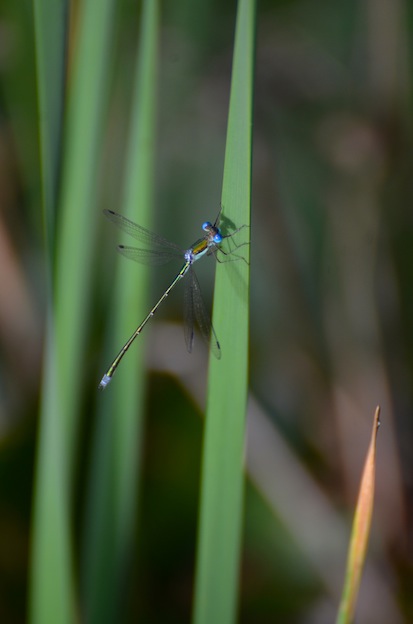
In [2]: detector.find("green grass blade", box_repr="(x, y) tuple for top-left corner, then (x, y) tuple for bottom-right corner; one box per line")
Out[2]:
(193, 1), (255, 623)
(33, 0), (68, 255)
(30, 1), (70, 622)
(30, 329), (75, 624)
(53, 0), (117, 482)
(82, 1), (160, 621)
(30, 0), (117, 622)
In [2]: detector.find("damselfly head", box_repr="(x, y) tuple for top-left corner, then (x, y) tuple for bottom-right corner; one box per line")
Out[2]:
(203, 221), (222, 244)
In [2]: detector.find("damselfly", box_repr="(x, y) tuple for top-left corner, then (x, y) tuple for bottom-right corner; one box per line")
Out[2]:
(98, 208), (247, 390)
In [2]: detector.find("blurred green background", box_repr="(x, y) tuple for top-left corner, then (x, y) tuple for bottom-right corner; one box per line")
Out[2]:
(0, 0), (412, 622)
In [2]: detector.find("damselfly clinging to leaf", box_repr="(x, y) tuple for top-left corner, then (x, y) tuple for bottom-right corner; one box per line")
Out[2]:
(98, 208), (247, 390)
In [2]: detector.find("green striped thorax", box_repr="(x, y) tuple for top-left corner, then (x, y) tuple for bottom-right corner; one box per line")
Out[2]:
(185, 222), (223, 264)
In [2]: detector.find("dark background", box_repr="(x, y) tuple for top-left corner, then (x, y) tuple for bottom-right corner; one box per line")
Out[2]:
(0, 0), (412, 621)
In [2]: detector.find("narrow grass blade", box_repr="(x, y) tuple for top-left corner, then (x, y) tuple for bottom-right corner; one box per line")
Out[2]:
(82, 1), (160, 621)
(193, 1), (255, 623)
(30, 0), (117, 622)
(336, 406), (381, 624)
(30, 1), (70, 622)
(33, 0), (68, 256)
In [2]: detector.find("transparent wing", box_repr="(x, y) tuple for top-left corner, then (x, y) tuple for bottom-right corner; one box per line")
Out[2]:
(117, 245), (181, 266)
(104, 209), (183, 252)
(184, 267), (221, 359)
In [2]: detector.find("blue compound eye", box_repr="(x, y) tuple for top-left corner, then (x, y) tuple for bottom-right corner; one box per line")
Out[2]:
(202, 221), (212, 231)
(213, 232), (223, 244)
